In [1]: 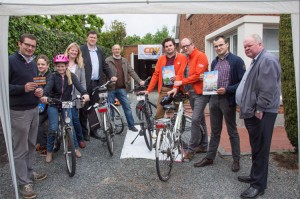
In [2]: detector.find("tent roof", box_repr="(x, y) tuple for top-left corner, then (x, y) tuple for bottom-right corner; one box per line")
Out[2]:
(0, 0), (299, 16)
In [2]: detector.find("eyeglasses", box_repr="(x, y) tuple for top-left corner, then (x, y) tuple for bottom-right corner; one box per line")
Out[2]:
(22, 42), (36, 49)
(214, 43), (226, 49)
(181, 43), (192, 49)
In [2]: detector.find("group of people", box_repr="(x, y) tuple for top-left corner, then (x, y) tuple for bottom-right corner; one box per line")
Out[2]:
(8, 31), (281, 199)
(146, 35), (281, 199)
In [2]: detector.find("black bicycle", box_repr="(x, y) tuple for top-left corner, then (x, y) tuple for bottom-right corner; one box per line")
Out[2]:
(48, 96), (83, 177)
(129, 77), (156, 151)
(89, 80), (125, 156)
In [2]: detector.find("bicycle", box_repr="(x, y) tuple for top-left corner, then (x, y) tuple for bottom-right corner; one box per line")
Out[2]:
(129, 77), (156, 151)
(89, 80), (125, 156)
(48, 96), (83, 177)
(155, 92), (193, 181)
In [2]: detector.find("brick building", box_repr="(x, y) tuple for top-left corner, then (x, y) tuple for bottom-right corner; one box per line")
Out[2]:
(124, 14), (280, 86)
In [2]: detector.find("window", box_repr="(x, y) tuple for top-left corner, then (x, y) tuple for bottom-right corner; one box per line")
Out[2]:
(263, 29), (279, 57)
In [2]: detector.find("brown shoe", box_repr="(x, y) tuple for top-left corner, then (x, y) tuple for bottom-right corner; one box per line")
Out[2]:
(19, 184), (36, 199)
(79, 141), (86, 149)
(45, 152), (53, 163)
(32, 172), (47, 181)
(194, 158), (213, 167)
(194, 145), (207, 153)
(75, 150), (82, 158)
(183, 151), (195, 161)
(232, 160), (240, 172)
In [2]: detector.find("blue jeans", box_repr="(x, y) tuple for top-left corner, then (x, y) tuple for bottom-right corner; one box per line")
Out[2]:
(71, 107), (84, 142)
(47, 106), (79, 152)
(108, 88), (135, 128)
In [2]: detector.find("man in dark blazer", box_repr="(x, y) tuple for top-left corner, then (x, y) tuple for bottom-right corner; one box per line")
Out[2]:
(80, 30), (117, 141)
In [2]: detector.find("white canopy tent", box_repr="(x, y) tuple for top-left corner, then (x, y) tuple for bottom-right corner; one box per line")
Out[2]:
(0, 0), (299, 198)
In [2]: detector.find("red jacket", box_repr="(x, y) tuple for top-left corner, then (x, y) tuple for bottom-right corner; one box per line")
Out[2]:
(147, 52), (187, 93)
(176, 48), (209, 94)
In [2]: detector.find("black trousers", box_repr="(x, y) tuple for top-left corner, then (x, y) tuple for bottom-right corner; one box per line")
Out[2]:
(244, 112), (277, 191)
(79, 80), (100, 136)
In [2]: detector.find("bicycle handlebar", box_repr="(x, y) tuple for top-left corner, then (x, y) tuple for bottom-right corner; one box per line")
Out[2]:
(47, 95), (83, 105)
(92, 80), (112, 92)
(129, 76), (151, 93)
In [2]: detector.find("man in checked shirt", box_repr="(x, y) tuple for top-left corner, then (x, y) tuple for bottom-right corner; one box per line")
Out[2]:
(193, 35), (245, 172)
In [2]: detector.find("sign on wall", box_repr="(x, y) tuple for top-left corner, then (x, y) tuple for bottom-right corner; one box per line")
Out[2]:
(138, 44), (162, 60)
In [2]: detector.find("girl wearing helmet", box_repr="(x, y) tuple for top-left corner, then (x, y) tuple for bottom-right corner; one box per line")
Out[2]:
(41, 54), (90, 163)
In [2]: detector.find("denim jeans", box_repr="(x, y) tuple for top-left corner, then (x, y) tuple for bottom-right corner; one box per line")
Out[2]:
(47, 106), (78, 152)
(71, 107), (84, 142)
(108, 88), (135, 128)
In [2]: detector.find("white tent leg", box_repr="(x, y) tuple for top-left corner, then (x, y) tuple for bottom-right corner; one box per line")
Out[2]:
(0, 16), (19, 199)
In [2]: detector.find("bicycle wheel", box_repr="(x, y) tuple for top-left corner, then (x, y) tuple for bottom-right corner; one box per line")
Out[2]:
(140, 110), (153, 151)
(104, 112), (114, 156)
(64, 127), (76, 177)
(178, 114), (192, 161)
(110, 104), (124, 135)
(53, 116), (63, 153)
(155, 129), (174, 182)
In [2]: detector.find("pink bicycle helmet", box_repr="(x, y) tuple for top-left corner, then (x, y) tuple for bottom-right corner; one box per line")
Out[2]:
(53, 54), (69, 63)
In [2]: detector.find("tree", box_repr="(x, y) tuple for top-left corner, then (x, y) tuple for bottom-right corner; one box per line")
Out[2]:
(279, 14), (298, 149)
(125, 25), (171, 45)
(8, 15), (100, 69)
(99, 20), (127, 56)
(124, 34), (142, 45)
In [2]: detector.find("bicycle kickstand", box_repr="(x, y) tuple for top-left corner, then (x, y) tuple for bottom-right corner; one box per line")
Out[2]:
(131, 128), (144, 144)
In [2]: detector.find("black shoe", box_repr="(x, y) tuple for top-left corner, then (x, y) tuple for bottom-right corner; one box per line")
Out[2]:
(238, 176), (253, 183)
(240, 186), (264, 199)
(83, 134), (90, 141)
(129, 126), (138, 132)
(232, 160), (240, 172)
(90, 133), (101, 140)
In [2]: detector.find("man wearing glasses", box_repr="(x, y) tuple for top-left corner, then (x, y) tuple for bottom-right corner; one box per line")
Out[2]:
(168, 38), (210, 161)
(9, 33), (47, 199)
(193, 35), (245, 172)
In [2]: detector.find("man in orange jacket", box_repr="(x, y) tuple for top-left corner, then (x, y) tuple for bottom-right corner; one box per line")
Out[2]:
(168, 38), (210, 161)
(145, 38), (187, 119)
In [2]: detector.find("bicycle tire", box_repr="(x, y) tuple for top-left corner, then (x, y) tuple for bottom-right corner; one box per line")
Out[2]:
(110, 104), (124, 135)
(104, 112), (114, 156)
(64, 127), (76, 177)
(155, 129), (174, 182)
(140, 110), (153, 151)
(178, 114), (192, 161)
(53, 117), (63, 153)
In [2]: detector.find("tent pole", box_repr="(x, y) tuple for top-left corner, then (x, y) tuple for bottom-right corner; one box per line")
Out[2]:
(0, 16), (19, 199)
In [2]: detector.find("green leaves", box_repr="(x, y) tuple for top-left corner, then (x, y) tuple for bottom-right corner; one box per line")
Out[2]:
(279, 14), (298, 149)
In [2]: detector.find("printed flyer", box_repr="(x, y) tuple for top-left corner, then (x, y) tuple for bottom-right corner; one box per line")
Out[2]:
(203, 71), (218, 95)
(162, 65), (175, 85)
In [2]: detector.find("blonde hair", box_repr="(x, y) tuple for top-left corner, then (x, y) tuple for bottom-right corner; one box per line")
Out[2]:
(66, 69), (72, 85)
(64, 42), (84, 68)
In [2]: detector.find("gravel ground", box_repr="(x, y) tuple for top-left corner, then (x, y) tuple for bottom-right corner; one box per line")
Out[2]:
(0, 93), (299, 199)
